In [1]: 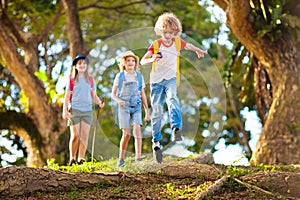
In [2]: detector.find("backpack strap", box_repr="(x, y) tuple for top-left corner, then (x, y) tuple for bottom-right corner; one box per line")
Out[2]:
(89, 76), (94, 88)
(174, 36), (181, 86)
(117, 71), (125, 96)
(136, 72), (143, 92)
(69, 77), (74, 102)
(115, 71), (124, 124)
(152, 40), (159, 72)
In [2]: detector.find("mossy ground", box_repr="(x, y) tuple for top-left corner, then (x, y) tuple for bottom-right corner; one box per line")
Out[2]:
(6, 156), (299, 200)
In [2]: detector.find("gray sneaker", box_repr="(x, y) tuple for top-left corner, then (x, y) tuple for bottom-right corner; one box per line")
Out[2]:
(172, 128), (182, 141)
(117, 159), (125, 167)
(154, 146), (163, 163)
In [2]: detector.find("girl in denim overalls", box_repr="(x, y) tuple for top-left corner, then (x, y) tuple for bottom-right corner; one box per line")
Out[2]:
(111, 51), (150, 167)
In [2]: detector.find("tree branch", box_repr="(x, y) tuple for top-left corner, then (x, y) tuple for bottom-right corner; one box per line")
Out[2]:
(81, 0), (148, 11)
(0, 110), (45, 165)
(37, 1), (64, 43)
(62, 0), (88, 57)
(214, 0), (276, 71)
(227, 85), (252, 156)
(0, 21), (58, 135)
(0, 7), (28, 47)
(0, 110), (41, 144)
(213, 0), (229, 11)
(226, 0), (251, 30)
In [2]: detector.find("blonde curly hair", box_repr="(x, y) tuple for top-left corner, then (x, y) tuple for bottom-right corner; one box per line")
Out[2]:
(154, 12), (182, 36)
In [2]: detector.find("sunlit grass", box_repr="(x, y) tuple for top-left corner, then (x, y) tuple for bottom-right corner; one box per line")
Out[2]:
(44, 157), (150, 173)
(226, 163), (297, 177)
(36, 156), (298, 199)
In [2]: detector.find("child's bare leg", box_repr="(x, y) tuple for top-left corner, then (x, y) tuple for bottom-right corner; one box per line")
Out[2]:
(154, 141), (160, 147)
(133, 124), (142, 160)
(77, 121), (91, 162)
(119, 128), (131, 160)
(69, 124), (80, 161)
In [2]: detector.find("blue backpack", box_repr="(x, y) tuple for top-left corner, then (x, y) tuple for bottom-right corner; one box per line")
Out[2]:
(117, 71), (143, 94)
(115, 71), (143, 124)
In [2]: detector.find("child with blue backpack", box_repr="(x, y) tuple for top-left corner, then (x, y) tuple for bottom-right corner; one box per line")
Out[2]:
(111, 51), (150, 167)
(140, 12), (207, 163)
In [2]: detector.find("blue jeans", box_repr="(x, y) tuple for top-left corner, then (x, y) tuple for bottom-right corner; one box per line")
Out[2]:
(150, 77), (182, 143)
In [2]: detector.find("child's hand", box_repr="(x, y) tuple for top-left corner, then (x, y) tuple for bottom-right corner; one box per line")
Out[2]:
(98, 101), (105, 108)
(156, 52), (163, 58)
(144, 112), (150, 122)
(152, 53), (162, 62)
(118, 100), (126, 106)
(97, 95), (105, 108)
(62, 110), (70, 120)
(196, 49), (208, 58)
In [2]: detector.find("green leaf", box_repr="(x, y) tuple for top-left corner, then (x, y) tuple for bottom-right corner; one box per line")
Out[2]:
(34, 70), (48, 83)
(271, 5), (282, 26)
(257, 26), (272, 37)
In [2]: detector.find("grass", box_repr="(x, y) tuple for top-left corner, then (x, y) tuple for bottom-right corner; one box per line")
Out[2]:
(225, 163), (297, 177)
(45, 157), (144, 173)
(44, 155), (190, 173)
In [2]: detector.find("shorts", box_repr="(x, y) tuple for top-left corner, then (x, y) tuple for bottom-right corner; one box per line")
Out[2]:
(118, 106), (142, 129)
(67, 109), (93, 126)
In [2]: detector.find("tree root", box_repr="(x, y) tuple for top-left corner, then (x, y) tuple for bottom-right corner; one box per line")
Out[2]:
(233, 177), (290, 200)
(196, 175), (295, 200)
(1, 165), (299, 199)
(196, 175), (230, 199)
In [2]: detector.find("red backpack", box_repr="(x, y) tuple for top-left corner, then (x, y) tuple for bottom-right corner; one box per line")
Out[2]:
(69, 76), (94, 102)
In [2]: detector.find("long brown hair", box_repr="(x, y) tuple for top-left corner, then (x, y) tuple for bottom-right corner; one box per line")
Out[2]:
(71, 59), (90, 83)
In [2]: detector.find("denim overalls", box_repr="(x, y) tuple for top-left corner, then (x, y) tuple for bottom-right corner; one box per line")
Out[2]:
(117, 74), (142, 128)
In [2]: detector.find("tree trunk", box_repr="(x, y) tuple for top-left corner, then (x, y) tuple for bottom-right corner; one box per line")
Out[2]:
(213, 0), (300, 164)
(251, 60), (300, 165)
(0, 0), (90, 167)
(62, 0), (88, 57)
(0, 2), (65, 167)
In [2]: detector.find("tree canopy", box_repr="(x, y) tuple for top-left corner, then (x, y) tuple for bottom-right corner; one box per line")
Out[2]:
(0, 0), (225, 167)
(1, 0), (299, 167)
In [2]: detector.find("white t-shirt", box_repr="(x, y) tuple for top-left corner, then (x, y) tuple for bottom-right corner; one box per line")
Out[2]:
(148, 38), (186, 83)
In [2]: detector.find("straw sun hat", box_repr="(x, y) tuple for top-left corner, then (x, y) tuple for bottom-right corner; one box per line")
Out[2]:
(119, 51), (139, 71)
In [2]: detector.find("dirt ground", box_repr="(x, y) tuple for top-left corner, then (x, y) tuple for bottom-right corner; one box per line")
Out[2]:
(1, 153), (300, 200)
(8, 174), (279, 200)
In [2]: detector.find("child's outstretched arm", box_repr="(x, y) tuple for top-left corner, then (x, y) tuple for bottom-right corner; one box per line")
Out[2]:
(185, 43), (208, 58)
(141, 88), (150, 122)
